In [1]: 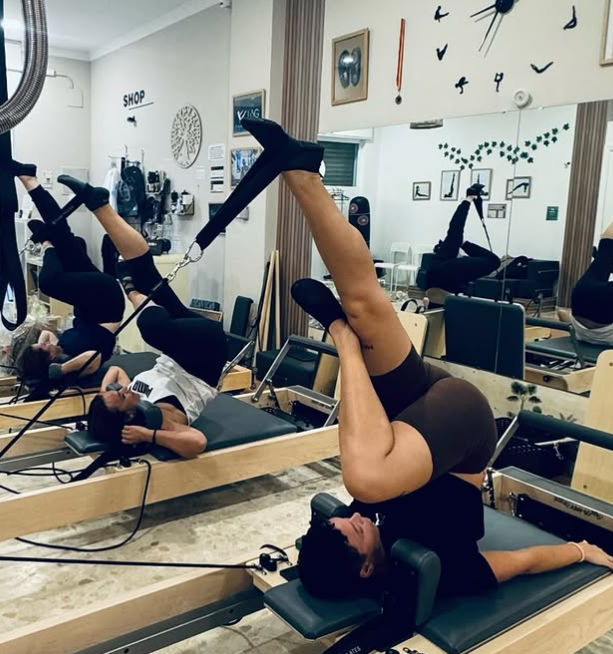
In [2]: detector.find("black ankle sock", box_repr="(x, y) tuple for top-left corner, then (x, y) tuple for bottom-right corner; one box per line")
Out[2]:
(27, 220), (53, 244)
(58, 175), (109, 211)
(9, 160), (37, 177)
(291, 278), (346, 331)
(242, 118), (324, 174)
(116, 260), (137, 295)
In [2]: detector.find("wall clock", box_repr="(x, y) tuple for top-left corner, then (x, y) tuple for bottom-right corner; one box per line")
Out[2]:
(437, 0), (577, 95)
(171, 105), (202, 169)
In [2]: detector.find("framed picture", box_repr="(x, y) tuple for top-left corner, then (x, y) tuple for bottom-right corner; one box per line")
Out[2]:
(233, 90), (266, 136)
(331, 29), (370, 106)
(231, 148), (260, 188)
(440, 170), (461, 201)
(506, 176), (532, 199)
(487, 203), (508, 220)
(602, 0), (613, 65)
(413, 181), (431, 201)
(470, 169), (492, 199)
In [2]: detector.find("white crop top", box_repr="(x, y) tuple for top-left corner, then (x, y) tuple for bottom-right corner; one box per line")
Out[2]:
(571, 315), (613, 347)
(129, 354), (217, 424)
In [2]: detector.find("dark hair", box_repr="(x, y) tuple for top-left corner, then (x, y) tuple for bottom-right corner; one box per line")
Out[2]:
(298, 519), (371, 600)
(20, 346), (51, 382)
(87, 394), (125, 444)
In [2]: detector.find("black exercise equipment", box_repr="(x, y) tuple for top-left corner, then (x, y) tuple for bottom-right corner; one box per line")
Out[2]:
(444, 295), (525, 378)
(0, 0), (49, 330)
(66, 391), (299, 480)
(525, 317), (608, 368)
(348, 196), (371, 248)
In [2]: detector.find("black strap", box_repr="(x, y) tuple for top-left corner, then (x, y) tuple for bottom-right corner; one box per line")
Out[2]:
(0, 2), (27, 331)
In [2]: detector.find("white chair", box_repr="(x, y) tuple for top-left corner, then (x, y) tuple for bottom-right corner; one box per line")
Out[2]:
(375, 242), (411, 289)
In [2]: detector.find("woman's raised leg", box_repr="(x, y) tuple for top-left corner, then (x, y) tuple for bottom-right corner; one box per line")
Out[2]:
(283, 170), (410, 377)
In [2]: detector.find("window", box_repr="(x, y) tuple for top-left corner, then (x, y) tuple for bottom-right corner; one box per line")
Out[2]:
(318, 140), (358, 186)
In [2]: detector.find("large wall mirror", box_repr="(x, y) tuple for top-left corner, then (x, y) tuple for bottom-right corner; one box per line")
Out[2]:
(315, 100), (613, 408)
(315, 110), (524, 377)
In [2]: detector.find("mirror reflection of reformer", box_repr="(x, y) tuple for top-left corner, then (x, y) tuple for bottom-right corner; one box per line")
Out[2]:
(423, 185), (500, 308)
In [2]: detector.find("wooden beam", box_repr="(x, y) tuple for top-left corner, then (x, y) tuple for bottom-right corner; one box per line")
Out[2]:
(0, 562), (252, 654)
(219, 365), (252, 392)
(525, 366), (595, 395)
(0, 394), (93, 431)
(0, 426), (68, 457)
(405, 576), (613, 654)
(572, 350), (613, 501)
(524, 326), (551, 343)
(0, 424), (339, 542)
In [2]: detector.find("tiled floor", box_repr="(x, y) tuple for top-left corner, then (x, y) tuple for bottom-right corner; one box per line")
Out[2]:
(0, 454), (610, 654)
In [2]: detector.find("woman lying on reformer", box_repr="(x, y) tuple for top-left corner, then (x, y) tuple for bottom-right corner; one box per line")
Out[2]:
(424, 188), (501, 307)
(558, 220), (613, 346)
(56, 176), (227, 459)
(233, 117), (613, 600)
(9, 162), (125, 382)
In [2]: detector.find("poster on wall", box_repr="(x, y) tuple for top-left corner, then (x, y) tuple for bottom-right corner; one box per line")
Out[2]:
(233, 91), (266, 136)
(470, 169), (492, 199)
(332, 29), (370, 106)
(506, 177), (532, 199)
(440, 170), (460, 201)
(413, 181), (431, 201)
(602, 0), (613, 65)
(487, 203), (507, 220)
(231, 148), (260, 189)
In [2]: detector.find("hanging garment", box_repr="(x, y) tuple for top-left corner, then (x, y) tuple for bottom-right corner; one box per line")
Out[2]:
(103, 163), (121, 211)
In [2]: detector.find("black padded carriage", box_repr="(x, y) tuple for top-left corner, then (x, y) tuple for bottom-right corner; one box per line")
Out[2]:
(444, 296), (525, 379)
(265, 478), (610, 654)
(65, 392), (298, 460)
(526, 336), (608, 365)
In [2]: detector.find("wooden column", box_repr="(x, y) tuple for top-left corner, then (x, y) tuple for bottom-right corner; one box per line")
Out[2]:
(558, 101), (609, 307)
(276, 0), (325, 339)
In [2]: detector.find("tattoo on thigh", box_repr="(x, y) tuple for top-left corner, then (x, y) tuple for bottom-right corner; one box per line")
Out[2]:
(362, 344), (374, 351)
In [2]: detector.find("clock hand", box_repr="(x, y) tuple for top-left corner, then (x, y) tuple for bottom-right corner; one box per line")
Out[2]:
(479, 10), (500, 52)
(470, 3), (496, 19)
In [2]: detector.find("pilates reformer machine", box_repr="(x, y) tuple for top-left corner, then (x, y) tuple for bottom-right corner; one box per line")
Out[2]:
(3, 404), (613, 654)
(0, 336), (341, 542)
(0, 311), (427, 546)
(442, 296), (607, 394)
(0, 350), (252, 471)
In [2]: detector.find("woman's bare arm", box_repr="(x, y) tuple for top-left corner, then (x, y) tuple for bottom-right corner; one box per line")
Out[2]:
(483, 541), (613, 583)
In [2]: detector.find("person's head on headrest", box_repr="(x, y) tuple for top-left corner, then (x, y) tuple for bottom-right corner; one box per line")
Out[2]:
(87, 386), (143, 444)
(297, 513), (387, 600)
(20, 341), (63, 381)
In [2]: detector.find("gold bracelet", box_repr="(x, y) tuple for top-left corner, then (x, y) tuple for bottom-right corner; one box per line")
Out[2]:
(569, 542), (585, 563)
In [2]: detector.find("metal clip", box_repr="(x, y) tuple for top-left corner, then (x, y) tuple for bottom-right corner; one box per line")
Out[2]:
(167, 240), (203, 282)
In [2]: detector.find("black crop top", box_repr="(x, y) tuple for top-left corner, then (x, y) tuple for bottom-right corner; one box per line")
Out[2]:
(350, 475), (497, 597)
(157, 395), (186, 415)
(57, 318), (116, 362)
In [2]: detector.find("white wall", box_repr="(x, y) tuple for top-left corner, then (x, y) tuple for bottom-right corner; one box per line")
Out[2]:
(508, 105), (577, 260)
(223, 0), (286, 319)
(11, 51), (92, 247)
(90, 6), (231, 305)
(321, 0), (613, 132)
(326, 105), (577, 271)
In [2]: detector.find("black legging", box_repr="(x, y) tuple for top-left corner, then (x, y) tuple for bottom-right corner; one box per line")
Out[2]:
(571, 238), (613, 325)
(31, 186), (125, 323)
(129, 251), (227, 386)
(425, 200), (500, 294)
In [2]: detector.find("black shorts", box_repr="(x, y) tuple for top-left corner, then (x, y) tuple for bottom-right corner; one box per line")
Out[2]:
(370, 348), (497, 478)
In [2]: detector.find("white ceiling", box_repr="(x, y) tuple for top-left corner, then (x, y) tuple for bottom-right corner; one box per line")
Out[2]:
(4, 0), (219, 60)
